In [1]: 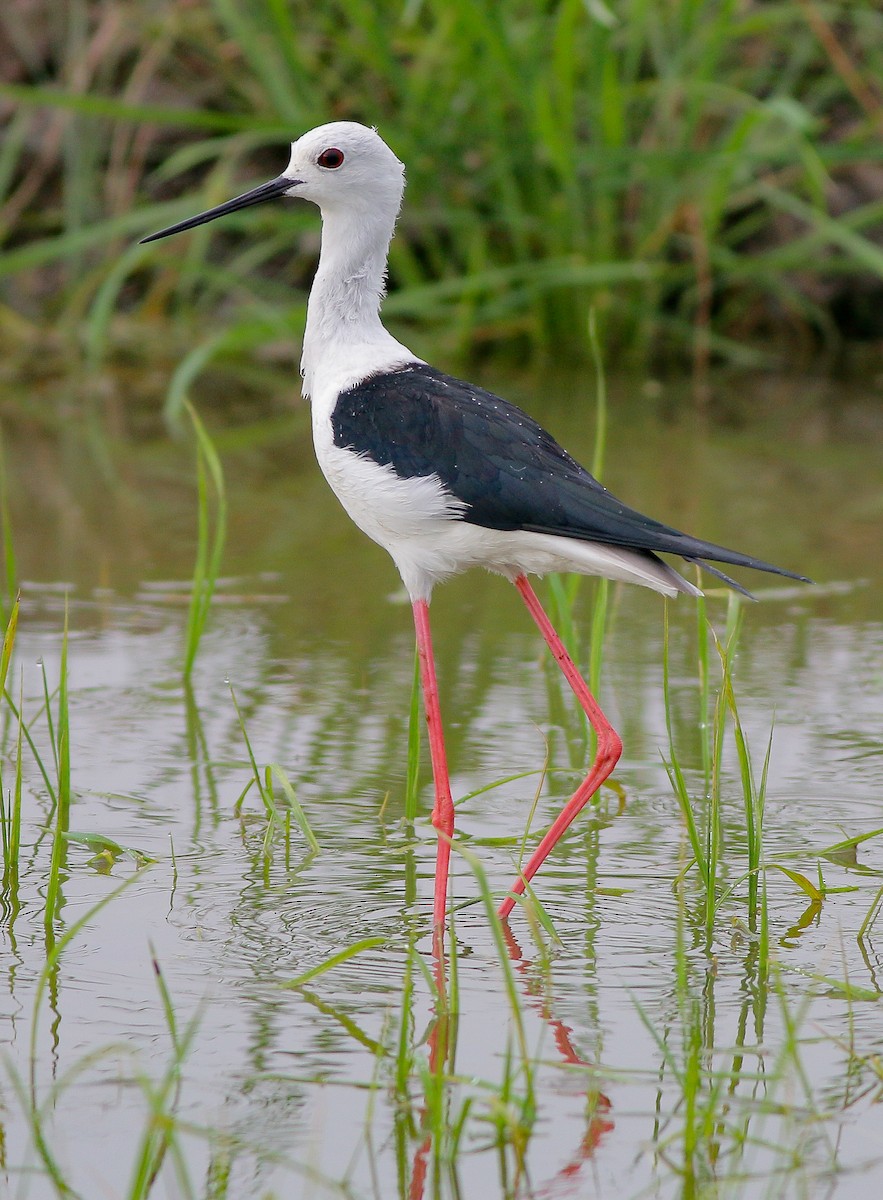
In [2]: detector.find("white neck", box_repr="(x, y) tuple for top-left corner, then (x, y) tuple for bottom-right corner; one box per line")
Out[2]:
(300, 204), (416, 399)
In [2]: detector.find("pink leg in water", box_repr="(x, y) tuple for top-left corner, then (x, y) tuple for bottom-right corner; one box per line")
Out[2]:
(412, 600), (455, 937)
(498, 574), (623, 920)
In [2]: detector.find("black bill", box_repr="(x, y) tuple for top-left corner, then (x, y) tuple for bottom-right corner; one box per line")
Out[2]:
(140, 174), (298, 244)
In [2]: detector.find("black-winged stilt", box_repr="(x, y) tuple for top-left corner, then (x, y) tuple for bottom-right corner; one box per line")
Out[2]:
(142, 122), (807, 930)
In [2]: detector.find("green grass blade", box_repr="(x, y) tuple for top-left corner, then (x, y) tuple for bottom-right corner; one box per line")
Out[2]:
(182, 400), (227, 679)
(663, 602), (707, 884)
(0, 80), (281, 133)
(0, 596), (18, 698)
(0, 430), (16, 621)
(266, 762), (319, 854)
(282, 938), (388, 989)
(44, 599), (71, 933)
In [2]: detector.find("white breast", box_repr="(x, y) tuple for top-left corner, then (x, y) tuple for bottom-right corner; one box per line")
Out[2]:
(310, 388), (467, 596)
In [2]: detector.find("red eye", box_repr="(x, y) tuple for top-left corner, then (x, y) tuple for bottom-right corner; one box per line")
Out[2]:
(317, 148), (345, 169)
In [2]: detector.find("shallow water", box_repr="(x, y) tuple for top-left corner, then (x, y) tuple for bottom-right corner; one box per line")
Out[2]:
(1, 370), (882, 1198)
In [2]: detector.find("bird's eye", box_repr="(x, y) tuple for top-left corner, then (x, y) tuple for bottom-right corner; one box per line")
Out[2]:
(317, 148), (345, 169)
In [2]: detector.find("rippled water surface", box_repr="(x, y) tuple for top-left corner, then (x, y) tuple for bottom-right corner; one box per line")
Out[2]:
(1, 371), (882, 1198)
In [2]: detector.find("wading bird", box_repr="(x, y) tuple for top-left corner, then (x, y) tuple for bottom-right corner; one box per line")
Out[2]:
(142, 122), (807, 930)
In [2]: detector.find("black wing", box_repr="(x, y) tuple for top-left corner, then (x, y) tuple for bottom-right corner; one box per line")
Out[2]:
(332, 364), (807, 583)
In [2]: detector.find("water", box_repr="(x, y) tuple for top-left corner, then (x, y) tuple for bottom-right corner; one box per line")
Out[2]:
(1, 371), (882, 1198)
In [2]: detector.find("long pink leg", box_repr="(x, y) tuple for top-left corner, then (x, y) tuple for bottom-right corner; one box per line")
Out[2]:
(498, 574), (623, 919)
(412, 600), (455, 936)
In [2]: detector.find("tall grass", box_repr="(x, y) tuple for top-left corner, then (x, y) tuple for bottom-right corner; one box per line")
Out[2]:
(287, 844), (540, 1197)
(125, 952), (203, 1199)
(43, 602), (72, 933)
(2, 0), (881, 399)
(230, 683), (320, 872)
(0, 599), (22, 897)
(545, 306), (612, 813)
(0, 430), (16, 623)
(662, 589), (830, 960)
(182, 398), (227, 678)
(664, 595), (762, 937)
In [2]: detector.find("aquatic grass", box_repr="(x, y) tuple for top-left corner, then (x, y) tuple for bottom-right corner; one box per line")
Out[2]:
(665, 599), (731, 933)
(0, 431), (16, 623)
(663, 588), (821, 953)
(2, 682), (59, 817)
(694, 581), (713, 789)
(272, 840), (543, 1191)
(11, 889), (204, 1200)
(283, 938), (388, 991)
(162, 305), (301, 430)
(713, 597), (770, 925)
(182, 400), (227, 679)
(43, 601), (71, 933)
(0, 601), (23, 895)
(392, 937), (419, 1107)
(0, 595), (18, 713)
(229, 683), (319, 863)
(632, 860), (840, 1194)
(859, 884), (883, 944)
(182, 682), (222, 839)
(546, 307), (610, 666)
(587, 309), (607, 483)
(125, 952), (202, 1200)
(409, 847), (541, 1186)
(61, 831), (154, 873)
(456, 766), (572, 813)
(20, 873), (142, 1194)
(7, 604), (881, 1197)
(816, 827), (883, 873)
(509, 740), (552, 913)
(545, 306), (613, 812)
(662, 580), (878, 1051)
(453, 842), (535, 1107)
(0, 684), (24, 901)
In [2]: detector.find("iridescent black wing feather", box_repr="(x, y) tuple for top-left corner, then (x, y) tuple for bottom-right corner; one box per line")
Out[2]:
(332, 364), (807, 584)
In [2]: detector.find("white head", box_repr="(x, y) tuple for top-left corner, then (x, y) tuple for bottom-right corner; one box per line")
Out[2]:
(140, 121), (406, 242)
(141, 122), (419, 399)
(282, 122), (405, 219)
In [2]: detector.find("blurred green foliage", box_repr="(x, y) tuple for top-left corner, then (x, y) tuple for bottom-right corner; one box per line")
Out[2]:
(1, 0), (881, 401)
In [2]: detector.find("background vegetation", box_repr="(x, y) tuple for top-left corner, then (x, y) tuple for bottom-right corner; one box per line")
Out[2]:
(1, 0), (882, 420)
(2, 6), (883, 1194)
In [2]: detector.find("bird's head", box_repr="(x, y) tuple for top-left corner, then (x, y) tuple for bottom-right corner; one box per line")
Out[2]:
(140, 121), (406, 244)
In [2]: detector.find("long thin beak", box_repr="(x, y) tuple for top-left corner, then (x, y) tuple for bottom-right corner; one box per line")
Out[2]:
(139, 175), (299, 244)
